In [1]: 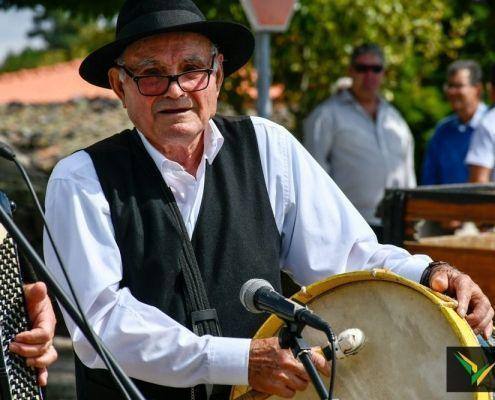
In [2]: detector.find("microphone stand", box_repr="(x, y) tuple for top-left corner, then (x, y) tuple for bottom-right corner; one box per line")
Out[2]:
(0, 203), (146, 400)
(278, 320), (329, 400)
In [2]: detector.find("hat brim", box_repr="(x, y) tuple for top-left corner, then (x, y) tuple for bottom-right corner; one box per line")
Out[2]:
(80, 20), (254, 88)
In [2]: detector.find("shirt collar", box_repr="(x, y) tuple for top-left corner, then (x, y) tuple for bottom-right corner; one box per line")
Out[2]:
(136, 119), (225, 173)
(464, 102), (488, 129)
(339, 88), (385, 109)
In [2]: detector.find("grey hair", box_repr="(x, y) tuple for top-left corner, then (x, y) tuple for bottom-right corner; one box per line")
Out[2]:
(447, 60), (482, 85)
(351, 43), (384, 66)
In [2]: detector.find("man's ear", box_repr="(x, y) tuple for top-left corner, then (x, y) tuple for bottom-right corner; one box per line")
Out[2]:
(108, 67), (126, 108)
(214, 54), (224, 95)
(475, 83), (483, 99)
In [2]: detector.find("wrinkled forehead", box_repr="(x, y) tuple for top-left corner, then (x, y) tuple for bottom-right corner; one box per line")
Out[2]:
(447, 68), (472, 83)
(121, 31), (215, 66)
(353, 53), (383, 65)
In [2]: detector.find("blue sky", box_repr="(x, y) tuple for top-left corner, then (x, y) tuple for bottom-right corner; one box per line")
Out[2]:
(0, 8), (43, 62)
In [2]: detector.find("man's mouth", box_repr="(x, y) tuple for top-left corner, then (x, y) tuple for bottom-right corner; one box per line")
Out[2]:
(158, 108), (190, 114)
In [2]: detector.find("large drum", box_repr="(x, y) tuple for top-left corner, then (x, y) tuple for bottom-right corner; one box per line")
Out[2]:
(231, 269), (490, 400)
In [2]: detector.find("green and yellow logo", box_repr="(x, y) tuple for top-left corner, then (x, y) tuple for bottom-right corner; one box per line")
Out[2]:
(455, 351), (495, 386)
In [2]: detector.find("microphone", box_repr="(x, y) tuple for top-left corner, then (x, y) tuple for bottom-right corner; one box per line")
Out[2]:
(322, 328), (366, 360)
(240, 278), (329, 331)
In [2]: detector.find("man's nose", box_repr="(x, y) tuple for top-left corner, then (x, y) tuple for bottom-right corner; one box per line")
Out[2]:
(164, 80), (184, 98)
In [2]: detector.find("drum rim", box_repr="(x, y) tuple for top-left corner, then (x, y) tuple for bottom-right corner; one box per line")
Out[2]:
(231, 269), (487, 400)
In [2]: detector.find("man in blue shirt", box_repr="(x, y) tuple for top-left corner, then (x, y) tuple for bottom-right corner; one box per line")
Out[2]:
(421, 60), (487, 185)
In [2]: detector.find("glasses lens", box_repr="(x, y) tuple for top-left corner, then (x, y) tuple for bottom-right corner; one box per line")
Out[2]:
(178, 71), (210, 92)
(354, 64), (383, 74)
(444, 83), (468, 91)
(138, 76), (169, 96)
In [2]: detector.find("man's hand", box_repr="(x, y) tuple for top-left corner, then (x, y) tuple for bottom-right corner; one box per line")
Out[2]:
(429, 264), (494, 339)
(9, 282), (58, 386)
(248, 337), (329, 398)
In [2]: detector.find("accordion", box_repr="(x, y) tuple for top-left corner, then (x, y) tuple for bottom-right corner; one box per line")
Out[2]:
(0, 192), (43, 399)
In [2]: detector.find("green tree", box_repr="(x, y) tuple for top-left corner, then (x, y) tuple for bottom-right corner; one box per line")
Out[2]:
(449, 1), (495, 88)
(0, 0), (485, 166)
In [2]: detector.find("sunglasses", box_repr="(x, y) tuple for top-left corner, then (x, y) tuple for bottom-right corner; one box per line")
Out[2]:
(353, 64), (384, 74)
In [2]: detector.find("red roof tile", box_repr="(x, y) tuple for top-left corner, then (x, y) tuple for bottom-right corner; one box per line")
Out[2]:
(0, 59), (116, 104)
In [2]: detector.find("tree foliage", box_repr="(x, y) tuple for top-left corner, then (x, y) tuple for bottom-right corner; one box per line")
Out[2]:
(1, 0), (494, 166)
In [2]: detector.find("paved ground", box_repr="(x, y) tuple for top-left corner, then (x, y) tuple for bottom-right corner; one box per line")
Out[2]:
(45, 336), (76, 400)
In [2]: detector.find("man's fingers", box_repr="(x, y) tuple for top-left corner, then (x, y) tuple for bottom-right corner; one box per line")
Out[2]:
(23, 282), (48, 305)
(23, 282), (56, 339)
(25, 345), (58, 369)
(15, 326), (52, 345)
(483, 320), (494, 340)
(311, 349), (330, 377)
(465, 296), (492, 326)
(37, 367), (48, 387)
(272, 383), (295, 399)
(454, 276), (475, 318)
(9, 341), (51, 358)
(468, 306), (494, 337)
(276, 370), (308, 392)
(429, 270), (449, 293)
(285, 357), (309, 379)
(249, 337), (312, 397)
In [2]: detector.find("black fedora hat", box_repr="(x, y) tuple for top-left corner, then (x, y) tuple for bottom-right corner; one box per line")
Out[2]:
(80, 0), (254, 88)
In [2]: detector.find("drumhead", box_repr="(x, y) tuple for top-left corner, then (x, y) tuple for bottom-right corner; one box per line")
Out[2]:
(232, 269), (489, 400)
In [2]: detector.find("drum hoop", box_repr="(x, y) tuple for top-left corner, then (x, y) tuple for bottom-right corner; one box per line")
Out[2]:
(255, 269), (478, 346)
(232, 269), (489, 400)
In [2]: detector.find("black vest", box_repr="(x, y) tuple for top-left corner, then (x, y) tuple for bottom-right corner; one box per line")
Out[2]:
(76, 116), (282, 400)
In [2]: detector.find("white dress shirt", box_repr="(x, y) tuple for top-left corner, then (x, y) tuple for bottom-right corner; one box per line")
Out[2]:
(466, 107), (495, 181)
(303, 90), (416, 225)
(44, 116), (430, 388)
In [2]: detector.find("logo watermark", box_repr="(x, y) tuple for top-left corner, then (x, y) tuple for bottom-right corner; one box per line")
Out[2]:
(447, 347), (495, 392)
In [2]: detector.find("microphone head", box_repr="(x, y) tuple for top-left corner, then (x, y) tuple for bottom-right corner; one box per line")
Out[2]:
(0, 142), (15, 161)
(240, 278), (274, 314)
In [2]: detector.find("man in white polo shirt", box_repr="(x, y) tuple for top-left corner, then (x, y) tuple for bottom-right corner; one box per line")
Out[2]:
(466, 64), (495, 183)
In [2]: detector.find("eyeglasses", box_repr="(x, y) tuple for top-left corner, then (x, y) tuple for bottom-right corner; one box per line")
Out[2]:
(443, 82), (472, 91)
(118, 54), (216, 96)
(352, 64), (384, 74)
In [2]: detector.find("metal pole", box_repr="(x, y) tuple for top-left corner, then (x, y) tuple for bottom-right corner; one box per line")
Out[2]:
(255, 32), (272, 118)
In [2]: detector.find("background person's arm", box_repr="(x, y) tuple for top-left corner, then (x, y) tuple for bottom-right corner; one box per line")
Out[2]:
(303, 101), (335, 173)
(469, 164), (492, 183)
(466, 118), (495, 183)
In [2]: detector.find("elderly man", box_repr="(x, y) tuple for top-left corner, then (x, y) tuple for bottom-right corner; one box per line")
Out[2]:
(303, 44), (416, 240)
(43, 1), (493, 399)
(421, 60), (487, 185)
(466, 63), (495, 183)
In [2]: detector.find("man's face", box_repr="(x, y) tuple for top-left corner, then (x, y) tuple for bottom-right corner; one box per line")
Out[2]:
(445, 69), (481, 116)
(349, 53), (384, 99)
(109, 32), (223, 146)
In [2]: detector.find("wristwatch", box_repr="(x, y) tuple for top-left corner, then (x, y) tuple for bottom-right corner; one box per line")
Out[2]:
(419, 261), (451, 288)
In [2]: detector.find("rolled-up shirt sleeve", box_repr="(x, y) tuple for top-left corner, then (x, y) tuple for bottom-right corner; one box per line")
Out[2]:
(43, 153), (250, 387)
(466, 120), (495, 170)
